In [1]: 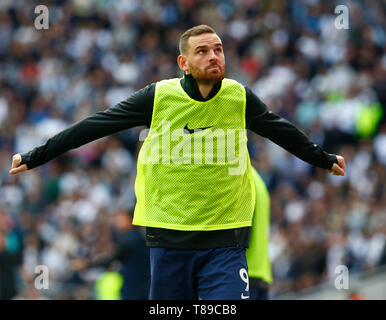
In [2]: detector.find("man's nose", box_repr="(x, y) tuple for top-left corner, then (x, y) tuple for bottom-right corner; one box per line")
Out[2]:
(208, 49), (218, 62)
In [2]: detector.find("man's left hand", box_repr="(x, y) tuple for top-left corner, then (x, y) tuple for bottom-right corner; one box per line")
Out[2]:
(328, 155), (346, 176)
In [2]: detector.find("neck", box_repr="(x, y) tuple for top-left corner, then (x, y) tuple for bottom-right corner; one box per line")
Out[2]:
(183, 73), (222, 101)
(196, 81), (216, 99)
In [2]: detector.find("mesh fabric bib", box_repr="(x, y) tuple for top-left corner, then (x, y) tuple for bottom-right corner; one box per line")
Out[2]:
(132, 78), (255, 231)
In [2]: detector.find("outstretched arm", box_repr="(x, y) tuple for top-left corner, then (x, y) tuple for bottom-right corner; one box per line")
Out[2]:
(245, 87), (345, 176)
(10, 84), (155, 174)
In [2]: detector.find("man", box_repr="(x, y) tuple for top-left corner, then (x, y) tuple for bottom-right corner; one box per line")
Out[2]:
(72, 209), (150, 300)
(246, 167), (272, 300)
(10, 25), (345, 300)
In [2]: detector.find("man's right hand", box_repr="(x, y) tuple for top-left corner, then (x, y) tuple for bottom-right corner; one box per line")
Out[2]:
(9, 154), (28, 175)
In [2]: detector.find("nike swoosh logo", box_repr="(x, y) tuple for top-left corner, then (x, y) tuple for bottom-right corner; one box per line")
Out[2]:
(241, 293), (250, 299)
(184, 124), (214, 134)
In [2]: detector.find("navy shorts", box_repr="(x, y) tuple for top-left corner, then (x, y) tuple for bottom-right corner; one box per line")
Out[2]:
(149, 246), (250, 300)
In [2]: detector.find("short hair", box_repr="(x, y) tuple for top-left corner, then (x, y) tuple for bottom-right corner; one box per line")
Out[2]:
(179, 24), (217, 55)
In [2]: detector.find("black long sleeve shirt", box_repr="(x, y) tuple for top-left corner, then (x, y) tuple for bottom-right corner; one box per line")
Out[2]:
(20, 74), (337, 249)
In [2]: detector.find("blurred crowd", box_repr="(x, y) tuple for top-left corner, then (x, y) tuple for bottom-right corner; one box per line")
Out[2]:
(0, 0), (385, 299)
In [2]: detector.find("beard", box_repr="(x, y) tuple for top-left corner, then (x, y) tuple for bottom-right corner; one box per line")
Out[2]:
(188, 62), (226, 83)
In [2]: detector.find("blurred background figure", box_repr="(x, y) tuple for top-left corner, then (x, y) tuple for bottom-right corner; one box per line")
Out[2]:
(247, 167), (272, 300)
(0, 0), (385, 299)
(72, 209), (150, 300)
(0, 210), (23, 300)
(94, 266), (124, 300)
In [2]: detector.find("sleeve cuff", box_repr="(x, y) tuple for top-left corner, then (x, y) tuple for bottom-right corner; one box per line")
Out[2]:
(326, 153), (338, 170)
(19, 152), (31, 169)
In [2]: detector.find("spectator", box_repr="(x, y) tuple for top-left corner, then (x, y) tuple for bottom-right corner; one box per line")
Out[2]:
(0, 211), (23, 300)
(72, 209), (150, 300)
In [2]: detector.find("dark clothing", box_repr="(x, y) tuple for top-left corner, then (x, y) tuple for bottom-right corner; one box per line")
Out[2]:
(145, 226), (251, 250)
(249, 277), (270, 300)
(118, 230), (150, 300)
(89, 229), (150, 300)
(149, 246), (249, 300)
(20, 74), (337, 250)
(0, 250), (22, 300)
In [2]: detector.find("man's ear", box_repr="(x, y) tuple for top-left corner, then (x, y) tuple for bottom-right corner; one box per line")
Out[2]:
(177, 55), (189, 73)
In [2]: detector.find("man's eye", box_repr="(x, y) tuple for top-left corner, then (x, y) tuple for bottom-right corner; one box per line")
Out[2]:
(198, 50), (205, 54)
